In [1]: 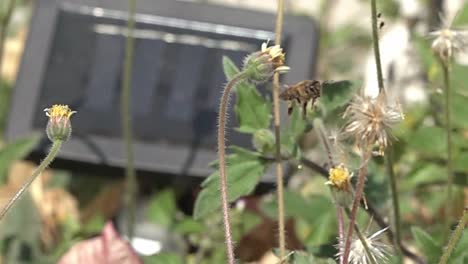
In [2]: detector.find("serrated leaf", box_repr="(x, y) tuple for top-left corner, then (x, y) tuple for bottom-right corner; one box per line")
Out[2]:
(222, 56), (241, 80)
(320, 80), (355, 111)
(411, 226), (442, 262)
(148, 189), (177, 228)
(0, 134), (41, 184)
(193, 148), (269, 219)
(235, 83), (272, 133)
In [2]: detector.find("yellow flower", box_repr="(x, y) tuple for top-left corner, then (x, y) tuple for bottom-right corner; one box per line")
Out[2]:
(44, 104), (76, 142)
(44, 104), (76, 120)
(326, 164), (352, 191)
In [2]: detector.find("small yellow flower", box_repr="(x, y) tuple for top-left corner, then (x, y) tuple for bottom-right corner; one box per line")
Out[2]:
(44, 104), (76, 142)
(326, 164), (352, 191)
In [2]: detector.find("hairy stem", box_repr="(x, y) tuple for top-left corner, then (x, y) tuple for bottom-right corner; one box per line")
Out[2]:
(273, 0), (286, 259)
(344, 207), (377, 264)
(0, 140), (62, 221)
(218, 72), (247, 264)
(442, 63), (453, 231)
(371, 0), (384, 93)
(0, 0), (16, 79)
(121, 0), (137, 240)
(439, 207), (468, 264)
(342, 151), (369, 264)
(386, 148), (402, 252)
(336, 205), (345, 263)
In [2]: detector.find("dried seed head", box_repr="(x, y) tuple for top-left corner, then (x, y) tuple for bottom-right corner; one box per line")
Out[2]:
(44, 104), (76, 142)
(337, 227), (391, 264)
(242, 41), (290, 83)
(429, 15), (467, 65)
(343, 93), (403, 156)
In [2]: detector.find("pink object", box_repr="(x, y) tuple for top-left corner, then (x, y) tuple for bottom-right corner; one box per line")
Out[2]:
(58, 222), (142, 264)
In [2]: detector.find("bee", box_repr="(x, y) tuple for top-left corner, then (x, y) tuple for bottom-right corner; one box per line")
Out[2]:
(280, 80), (322, 119)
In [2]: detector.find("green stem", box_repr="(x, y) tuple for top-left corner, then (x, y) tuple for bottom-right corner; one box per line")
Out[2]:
(386, 148), (402, 251)
(0, 140), (62, 221)
(344, 207), (377, 264)
(121, 0), (137, 240)
(0, 0), (17, 79)
(341, 151), (369, 264)
(371, 0), (384, 93)
(438, 207), (468, 264)
(218, 72), (247, 264)
(442, 63), (453, 231)
(273, 0), (286, 260)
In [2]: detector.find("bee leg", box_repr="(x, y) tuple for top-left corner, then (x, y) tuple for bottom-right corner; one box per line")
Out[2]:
(287, 101), (293, 116)
(302, 101), (308, 119)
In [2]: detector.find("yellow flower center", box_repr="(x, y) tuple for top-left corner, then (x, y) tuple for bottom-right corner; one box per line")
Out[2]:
(327, 165), (351, 191)
(44, 104), (76, 119)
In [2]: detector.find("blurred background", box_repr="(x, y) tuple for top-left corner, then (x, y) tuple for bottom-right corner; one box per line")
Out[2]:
(0, 0), (467, 263)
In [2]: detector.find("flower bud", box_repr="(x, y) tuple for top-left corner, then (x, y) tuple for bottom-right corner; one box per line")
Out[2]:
(44, 104), (76, 142)
(252, 129), (275, 154)
(242, 42), (290, 84)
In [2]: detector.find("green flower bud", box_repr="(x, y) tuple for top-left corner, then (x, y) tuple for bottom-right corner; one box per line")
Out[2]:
(252, 129), (275, 154)
(44, 104), (76, 142)
(242, 42), (290, 84)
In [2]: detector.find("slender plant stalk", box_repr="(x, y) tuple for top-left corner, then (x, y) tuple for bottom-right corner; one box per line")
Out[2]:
(344, 207), (378, 264)
(442, 63), (453, 230)
(386, 149), (402, 250)
(438, 207), (468, 264)
(342, 151), (370, 264)
(0, 0), (17, 78)
(370, 0), (384, 93)
(0, 140), (62, 220)
(336, 205), (345, 263)
(218, 72), (247, 264)
(121, 0), (137, 240)
(370, 0), (403, 256)
(273, 0), (286, 260)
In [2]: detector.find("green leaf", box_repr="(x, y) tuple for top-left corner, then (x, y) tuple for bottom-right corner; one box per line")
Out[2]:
(235, 82), (272, 133)
(0, 134), (41, 184)
(403, 164), (445, 191)
(320, 80), (355, 112)
(452, 4), (468, 27)
(411, 226), (442, 262)
(454, 152), (468, 173)
(173, 218), (204, 234)
(193, 148), (269, 219)
(451, 93), (468, 128)
(222, 56), (241, 80)
(148, 189), (177, 228)
(407, 126), (446, 157)
(143, 253), (184, 264)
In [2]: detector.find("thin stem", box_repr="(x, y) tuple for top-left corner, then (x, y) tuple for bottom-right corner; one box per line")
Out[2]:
(0, 140), (62, 221)
(342, 151), (369, 264)
(218, 72), (247, 264)
(371, 0), (384, 93)
(438, 207), (468, 264)
(442, 63), (453, 231)
(344, 207), (378, 264)
(0, 0), (16, 79)
(386, 148), (402, 251)
(336, 206), (345, 264)
(273, 0), (286, 260)
(121, 0), (137, 240)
